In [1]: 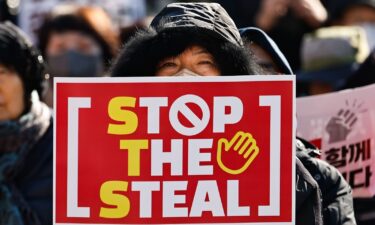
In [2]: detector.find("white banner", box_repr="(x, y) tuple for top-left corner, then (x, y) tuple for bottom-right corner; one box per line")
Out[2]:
(297, 84), (375, 197)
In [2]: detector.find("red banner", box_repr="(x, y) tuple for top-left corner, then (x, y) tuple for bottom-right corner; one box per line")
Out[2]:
(54, 76), (295, 225)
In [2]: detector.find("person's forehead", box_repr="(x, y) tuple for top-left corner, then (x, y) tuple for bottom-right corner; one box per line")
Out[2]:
(166, 45), (213, 58)
(49, 30), (95, 42)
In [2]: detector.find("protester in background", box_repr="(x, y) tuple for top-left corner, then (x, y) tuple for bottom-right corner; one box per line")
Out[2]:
(322, 0), (375, 225)
(297, 26), (370, 96)
(256, 0), (328, 71)
(255, 0), (327, 31)
(37, 4), (119, 107)
(219, 0), (329, 71)
(327, 0), (375, 52)
(240, 26), (360, 225)
(239, 27), (293, 74)
(0, 21), (52, 225)
(110, 3), (356, 225)
(342, 49), (375, 225)
(328, 0), (375, 25)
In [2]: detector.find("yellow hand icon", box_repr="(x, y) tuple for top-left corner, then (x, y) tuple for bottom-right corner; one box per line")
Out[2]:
(217, 131), (260, 175)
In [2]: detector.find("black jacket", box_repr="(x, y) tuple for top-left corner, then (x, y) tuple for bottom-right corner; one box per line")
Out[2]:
(296, 155), (323, 225)
(15, 121), (53, 225)
(297, 139), (356, 225)
(0, 119), (53, 225)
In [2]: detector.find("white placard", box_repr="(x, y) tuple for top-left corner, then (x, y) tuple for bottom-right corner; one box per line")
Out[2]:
(297, 84), (375, 197)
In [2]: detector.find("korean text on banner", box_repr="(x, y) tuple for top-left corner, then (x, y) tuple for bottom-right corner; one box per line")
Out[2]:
(297, 83), (375, 197)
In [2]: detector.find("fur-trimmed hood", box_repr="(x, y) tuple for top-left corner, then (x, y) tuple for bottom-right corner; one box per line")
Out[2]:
(111, 3), (261, 77)
(150, 3), (243, 46)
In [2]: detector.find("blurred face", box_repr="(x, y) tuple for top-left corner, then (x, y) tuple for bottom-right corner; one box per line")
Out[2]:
(247, 43), (280, 74)
(308, 81), (333, 95)
(45, 30), (105, 80)
(155, 45), (221, 76)
(46, 31), (101, 55)
(339, 5), (375, 25)
(0, 64), (25, 121)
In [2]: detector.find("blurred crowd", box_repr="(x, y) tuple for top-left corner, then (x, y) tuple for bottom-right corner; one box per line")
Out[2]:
(1, 0), (375, 225)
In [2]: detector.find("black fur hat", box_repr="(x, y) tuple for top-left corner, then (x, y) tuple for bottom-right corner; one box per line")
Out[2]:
(111, 3), (261, 77)
(0, 22), (47, 101)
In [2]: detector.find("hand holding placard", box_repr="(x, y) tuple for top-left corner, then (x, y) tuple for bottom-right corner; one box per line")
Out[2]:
(217, 131), (260, 175)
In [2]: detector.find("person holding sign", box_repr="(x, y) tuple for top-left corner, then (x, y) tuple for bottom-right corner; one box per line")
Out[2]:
(240, 26), (360, 225)
(0, 22), (52, 224)
(110, 2), (356, 225)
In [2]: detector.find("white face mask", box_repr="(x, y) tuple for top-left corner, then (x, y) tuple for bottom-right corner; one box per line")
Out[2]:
(172, 69), (201, 77)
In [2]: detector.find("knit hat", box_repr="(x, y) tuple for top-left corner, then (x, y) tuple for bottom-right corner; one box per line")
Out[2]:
(0, 22), (46, 99)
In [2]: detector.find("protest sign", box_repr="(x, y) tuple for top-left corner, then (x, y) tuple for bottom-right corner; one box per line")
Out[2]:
(297, 84), (375, 197)
(54, 76), (295, 224)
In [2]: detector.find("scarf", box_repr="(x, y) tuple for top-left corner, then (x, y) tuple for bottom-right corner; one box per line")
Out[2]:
(0, 92), (51, 225)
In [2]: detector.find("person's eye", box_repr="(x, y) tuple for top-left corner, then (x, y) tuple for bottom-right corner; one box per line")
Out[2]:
(0, 67), (9, 75)
(158, 61), (177, 69)
(198, 60), (214, 65)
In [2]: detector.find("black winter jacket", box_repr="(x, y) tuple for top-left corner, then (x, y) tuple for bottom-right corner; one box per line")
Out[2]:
(0, 118), (53, 225)
(297, 139), (357, 225)
(15, 121), (53, 225)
